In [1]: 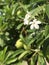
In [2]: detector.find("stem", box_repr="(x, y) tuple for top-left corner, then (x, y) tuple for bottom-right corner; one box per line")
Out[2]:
(30, 49), (40, 52)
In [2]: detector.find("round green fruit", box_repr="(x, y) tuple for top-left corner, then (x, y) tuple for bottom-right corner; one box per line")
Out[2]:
(17, 10), (21, 16)
(15, 39), (23, 48)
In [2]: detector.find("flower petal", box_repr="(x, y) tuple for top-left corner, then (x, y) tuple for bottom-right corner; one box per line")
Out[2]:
(24, 19), (29, 25)
(25, 12), (31, 19)
(30, 24), (34, 29)
(34, 24), (39, 29)
(36, 21), (41, 24)
(29, 21), (33, 24)
(33, 19), (37, 23)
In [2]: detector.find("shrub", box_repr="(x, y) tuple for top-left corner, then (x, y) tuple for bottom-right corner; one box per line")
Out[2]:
(0, 0), (49, 65)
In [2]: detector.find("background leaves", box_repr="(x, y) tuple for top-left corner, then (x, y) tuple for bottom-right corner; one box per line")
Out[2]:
(0, 0), (49, 65)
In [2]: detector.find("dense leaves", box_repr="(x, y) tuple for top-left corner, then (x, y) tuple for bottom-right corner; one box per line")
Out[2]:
(0, 0), (49, 65)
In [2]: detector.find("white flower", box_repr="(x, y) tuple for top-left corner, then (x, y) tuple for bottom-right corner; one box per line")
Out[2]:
(25, 12), (31, 19)
(24, 11), (31, 25)
(30, 19), (41, 29)
(30, 23), (39, 29)
(24, 19), (29, 25)
(33, 19), (41, 24)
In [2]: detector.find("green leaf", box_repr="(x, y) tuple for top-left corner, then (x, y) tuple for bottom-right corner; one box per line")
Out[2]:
(0, 23), (8, 31)
(0, 51), (4, 62)
(28, 38), (35, 45)
(30, 0), (46, 3)
(45, 4), (49, 18)
(4, 51), (14, 62)
(3, 46), (7, 58)
(0, 38), (5, 47)
(4, 49), (24, 63)
(6, 57), (17, 64)
(31, 4), (45, 18)
(17, 23), (23, 30)
(20, 34), (26, 44)
(18, 51), (30, 60)
(31, 55), (37, 65)
(0, 46), (7, 62)
(10, 49), (24, 58)
(27, 29), (34, 33)
(16, 61), (28, 65)
(38, 34), (49, 48)
(38, 55), (46, 65)
(44, 25), (49, 36)
(46, 45), (49, 60)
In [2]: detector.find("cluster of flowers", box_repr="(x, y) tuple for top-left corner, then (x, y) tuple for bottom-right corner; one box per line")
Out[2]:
(24, 12), (41, 30)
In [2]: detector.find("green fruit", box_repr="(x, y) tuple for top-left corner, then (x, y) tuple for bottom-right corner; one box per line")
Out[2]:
(15, 39), (23, 48)
(17, 10), (21, 16)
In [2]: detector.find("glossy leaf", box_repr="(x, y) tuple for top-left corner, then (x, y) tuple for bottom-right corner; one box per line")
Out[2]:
(46, 4), (49, 18)
(38, 55), (46, 65)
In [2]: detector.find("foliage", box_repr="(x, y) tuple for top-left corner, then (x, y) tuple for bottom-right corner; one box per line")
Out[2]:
(0, 0), (49, 65)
